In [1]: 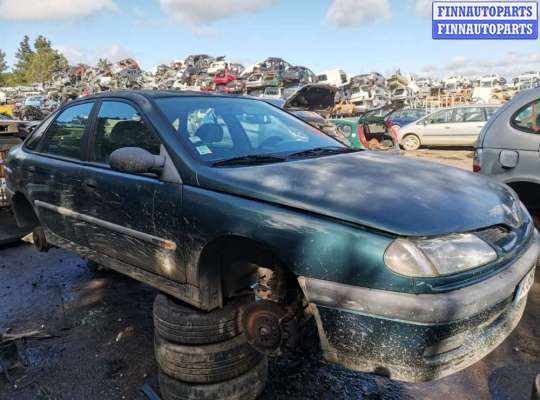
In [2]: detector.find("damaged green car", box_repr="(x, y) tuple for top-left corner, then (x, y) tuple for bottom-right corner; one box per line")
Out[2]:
(5, 91), (539, 398)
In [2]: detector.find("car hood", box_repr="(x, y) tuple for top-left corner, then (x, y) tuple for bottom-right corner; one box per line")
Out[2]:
(197, 152), (522, 237)
(283, 84), (337, 112)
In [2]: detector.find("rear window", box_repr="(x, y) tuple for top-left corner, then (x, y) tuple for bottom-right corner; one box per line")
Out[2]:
(512, 99), (540, 133)
(39, 102), (94, 159)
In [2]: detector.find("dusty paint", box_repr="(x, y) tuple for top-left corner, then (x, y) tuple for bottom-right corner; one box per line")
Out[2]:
(307, 297), (528, 383)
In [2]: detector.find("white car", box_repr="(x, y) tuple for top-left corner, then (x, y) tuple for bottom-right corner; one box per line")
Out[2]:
(398, 105), (499, 151)
(316, 69), (348, 88)
(207, 61), (227, 75)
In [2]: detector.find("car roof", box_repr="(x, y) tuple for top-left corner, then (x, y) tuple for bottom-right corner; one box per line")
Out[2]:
(512, 87), (540, 103)
(432, 104), (499, 111)
(67, 90), (266, 105)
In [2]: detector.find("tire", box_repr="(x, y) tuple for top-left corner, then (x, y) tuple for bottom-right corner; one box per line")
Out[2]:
(159, 357), (268, 400)
(33, 226), (50, 252)
(87, 260), (108, 272)
(153, 294), (249, 345)
(155, 334), (262, 384)
(401, 134), (421, 151)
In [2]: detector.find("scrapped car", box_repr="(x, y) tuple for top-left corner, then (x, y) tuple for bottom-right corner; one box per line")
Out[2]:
(474, 87), (540, 228)
(5, 91), (539, 399)
(264, 84), (350, 146)
(398, 104), (500, 151)
(212, 69), (236, 86)
(23, 95), (46, 108)
(331, 110), (399, 151)
(282, 66), (316, 85)
(359, 106), (400, 149)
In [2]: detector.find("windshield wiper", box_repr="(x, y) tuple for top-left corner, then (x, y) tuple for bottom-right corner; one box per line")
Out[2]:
(212, 154), (286, 167)
(286, 146), (359, 160)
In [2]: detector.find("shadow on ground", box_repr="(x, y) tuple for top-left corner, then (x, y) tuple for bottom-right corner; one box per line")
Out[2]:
(0, 243), (538, 400)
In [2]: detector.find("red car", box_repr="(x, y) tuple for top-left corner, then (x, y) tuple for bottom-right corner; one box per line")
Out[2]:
(213, 69), (236, 86)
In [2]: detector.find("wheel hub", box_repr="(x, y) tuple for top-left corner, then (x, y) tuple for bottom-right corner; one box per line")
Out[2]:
(242, 300), (287, 354)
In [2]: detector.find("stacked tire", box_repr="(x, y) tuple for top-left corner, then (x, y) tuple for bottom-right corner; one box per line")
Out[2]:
(153, 294), (268, 400)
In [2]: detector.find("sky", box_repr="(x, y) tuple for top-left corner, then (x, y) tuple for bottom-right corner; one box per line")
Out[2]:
(0, 0), (539, 79)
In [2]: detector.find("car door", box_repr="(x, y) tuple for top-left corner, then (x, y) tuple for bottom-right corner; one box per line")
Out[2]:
(76, 99), (187, 283)
(419, 109), (454, 145)
(506, 99), (540, 183)
(450, 107), (486, 145)
(23, 101), (95, 245)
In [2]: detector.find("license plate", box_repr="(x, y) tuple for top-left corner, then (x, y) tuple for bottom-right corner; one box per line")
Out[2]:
(514, 269), (535, 304)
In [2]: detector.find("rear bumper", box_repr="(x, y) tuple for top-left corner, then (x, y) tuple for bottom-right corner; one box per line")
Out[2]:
(298, 231), (539, 382)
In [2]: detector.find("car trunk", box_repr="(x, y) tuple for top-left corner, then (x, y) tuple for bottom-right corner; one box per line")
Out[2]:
(357, 107), (400, 151)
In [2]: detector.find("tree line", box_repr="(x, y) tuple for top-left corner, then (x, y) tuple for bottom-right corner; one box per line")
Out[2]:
(0, 35), (69, 87)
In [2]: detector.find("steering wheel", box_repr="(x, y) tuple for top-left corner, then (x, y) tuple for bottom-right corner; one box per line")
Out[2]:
(258, 136), (284, 149)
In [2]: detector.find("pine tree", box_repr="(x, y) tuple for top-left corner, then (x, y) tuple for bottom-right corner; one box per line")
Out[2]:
(26, 36), (69, 84)
(12, 35), (34, 84)
(0, 49), (7, 86)
(97, 58), (110, 70)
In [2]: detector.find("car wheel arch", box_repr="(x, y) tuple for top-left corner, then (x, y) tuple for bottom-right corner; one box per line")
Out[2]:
(506, 181), (540, 217)
(10, 191), (40, 230)
(196, 234), (297, 311)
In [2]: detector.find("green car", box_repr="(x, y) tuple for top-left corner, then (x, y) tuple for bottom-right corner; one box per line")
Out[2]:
(331, 107), (399, 150)
(6, 91), (539, 398)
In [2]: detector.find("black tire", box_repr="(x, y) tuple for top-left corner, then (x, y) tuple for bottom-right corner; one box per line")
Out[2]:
(33, 226), (50, 252)
(154, 294), (250, 345)
(159, 357), (268, 400)
(87, 259), (108, 272)
(155, 334), (262, 384)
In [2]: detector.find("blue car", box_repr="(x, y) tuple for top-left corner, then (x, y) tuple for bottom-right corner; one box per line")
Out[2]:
(23, 95), (46, 108)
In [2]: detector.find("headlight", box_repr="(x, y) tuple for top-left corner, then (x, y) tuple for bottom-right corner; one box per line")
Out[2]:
(384, 233), (497, 277)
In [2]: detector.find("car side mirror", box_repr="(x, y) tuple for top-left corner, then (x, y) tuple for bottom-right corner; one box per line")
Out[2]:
(109, 147), (165, 175)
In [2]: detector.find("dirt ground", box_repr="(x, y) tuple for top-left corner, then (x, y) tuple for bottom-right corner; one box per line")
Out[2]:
(0, 150), (538, 400)
(402, 148), (473, 170)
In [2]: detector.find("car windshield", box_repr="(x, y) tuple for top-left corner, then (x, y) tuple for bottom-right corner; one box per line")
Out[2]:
(155, 96), (344, 163)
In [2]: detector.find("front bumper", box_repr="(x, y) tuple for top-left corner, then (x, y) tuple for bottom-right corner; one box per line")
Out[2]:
(298, 231), (539, 382)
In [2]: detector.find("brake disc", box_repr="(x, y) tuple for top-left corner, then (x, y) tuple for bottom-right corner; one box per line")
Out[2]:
(241, 300), (288, 355)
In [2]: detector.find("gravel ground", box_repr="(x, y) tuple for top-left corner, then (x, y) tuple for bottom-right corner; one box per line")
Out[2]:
(0, 150), (538, 400)
(402, 148), (473, 170)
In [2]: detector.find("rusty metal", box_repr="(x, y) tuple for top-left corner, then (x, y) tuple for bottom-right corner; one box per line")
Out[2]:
(242, 300), (287, 355)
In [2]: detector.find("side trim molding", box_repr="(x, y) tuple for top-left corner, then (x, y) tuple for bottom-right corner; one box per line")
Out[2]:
(34, 200), (177, 251)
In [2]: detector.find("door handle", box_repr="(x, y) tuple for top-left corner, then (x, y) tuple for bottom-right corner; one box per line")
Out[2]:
(444, 126), (451, 129)
(27, 165), (36, 172)
(82, 178), (97, 190)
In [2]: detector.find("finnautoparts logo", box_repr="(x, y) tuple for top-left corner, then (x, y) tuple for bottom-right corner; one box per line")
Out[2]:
(433, 1), (538, 39)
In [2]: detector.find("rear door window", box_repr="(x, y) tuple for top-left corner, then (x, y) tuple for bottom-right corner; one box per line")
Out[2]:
(40, 102), (94, 159)
(512, 99), (540, 133)
(427, 109), (453, 124)
(453, 107), (485, 123)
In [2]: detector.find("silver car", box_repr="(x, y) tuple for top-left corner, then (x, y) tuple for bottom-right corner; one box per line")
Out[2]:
(475, 87), (540, 228)
(398, 105), (499, 151)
